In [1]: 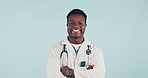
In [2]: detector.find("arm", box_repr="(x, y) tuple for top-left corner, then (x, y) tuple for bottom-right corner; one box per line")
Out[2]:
(60, 47), (105, 78)
(74, 47), (105, 78)
(60, 66), (75, 78)
(46, 46), (67, 78)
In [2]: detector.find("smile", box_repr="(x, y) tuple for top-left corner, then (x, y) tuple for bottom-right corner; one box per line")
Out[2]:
(73, 30), (80, 32)
(72, 30), (81, 34)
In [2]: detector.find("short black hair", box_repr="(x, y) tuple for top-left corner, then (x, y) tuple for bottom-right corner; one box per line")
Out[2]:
(67, 9), (87, 24)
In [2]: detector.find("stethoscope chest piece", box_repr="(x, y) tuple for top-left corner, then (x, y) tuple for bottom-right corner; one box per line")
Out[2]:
(86, 45), (91, 68)
(86, 45), (91, 55)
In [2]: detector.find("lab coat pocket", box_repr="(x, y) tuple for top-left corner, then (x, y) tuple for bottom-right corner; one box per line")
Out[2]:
(78, 60), (87, 70)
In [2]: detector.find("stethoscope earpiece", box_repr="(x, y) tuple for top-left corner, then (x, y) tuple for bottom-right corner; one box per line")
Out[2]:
(60, 44), (68, 58)
(60, 44), (69, 67)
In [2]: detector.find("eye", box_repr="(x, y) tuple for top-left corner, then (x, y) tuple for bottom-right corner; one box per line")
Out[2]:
(70, 22), (74, 24)
(68, 21), (74, 25)
(78, 22), (85, 25)
(79, 23), (82, 25)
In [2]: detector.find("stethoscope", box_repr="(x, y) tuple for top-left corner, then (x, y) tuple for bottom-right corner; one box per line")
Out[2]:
(86, 45), (91, 67)
(60, 44), (91, 67)
(60, 44), (68, 67)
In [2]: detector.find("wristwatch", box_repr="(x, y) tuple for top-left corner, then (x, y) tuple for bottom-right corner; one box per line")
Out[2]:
(67, 69), (72, 77)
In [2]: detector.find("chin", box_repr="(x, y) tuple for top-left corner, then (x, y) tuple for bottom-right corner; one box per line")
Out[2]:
(71, 35), (82, 39)
(73, 37), (80, 39)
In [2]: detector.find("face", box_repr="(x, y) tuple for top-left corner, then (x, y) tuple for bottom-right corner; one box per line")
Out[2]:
(67, 14), (87, 39)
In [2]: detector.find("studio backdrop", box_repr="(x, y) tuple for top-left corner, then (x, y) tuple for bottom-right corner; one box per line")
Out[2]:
(0, 0), (148, 78)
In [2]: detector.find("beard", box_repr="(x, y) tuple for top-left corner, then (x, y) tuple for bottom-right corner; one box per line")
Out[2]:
(68, 33), (84, 39)
(72, 36), (80, 39)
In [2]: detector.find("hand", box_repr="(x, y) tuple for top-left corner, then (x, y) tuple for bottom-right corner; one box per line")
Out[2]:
(60, 66), (75, 78)
(87, 65), (94, 70)
(60, 66), (70, 76)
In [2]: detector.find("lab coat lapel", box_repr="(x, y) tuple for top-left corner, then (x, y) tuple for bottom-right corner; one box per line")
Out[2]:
(61, 38), (76, 55)
(77, 39), (91, 56)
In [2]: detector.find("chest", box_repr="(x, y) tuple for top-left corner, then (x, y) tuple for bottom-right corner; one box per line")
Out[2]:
(67, 48), (93, 70)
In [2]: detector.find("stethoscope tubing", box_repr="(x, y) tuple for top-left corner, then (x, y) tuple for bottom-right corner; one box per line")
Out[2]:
(60, 44), (91, 67)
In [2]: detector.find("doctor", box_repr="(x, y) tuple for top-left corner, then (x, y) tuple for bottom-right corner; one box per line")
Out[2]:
(46, 9), (105, 78)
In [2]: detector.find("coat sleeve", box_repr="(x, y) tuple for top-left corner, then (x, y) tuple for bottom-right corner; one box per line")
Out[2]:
(74, 47), (105, 78)
(46, 46), (67, 78)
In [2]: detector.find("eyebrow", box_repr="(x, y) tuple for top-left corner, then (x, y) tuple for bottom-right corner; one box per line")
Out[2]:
(68, 19), (84, 22)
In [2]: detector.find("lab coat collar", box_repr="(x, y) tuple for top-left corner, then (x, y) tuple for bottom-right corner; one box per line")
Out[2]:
(60, 37), (91, 55)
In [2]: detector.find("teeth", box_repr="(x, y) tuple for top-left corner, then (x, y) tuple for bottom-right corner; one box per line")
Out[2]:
(73, 30), (80, 32)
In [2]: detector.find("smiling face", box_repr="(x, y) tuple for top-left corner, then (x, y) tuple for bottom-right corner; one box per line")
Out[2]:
(67, 14), (87, 39)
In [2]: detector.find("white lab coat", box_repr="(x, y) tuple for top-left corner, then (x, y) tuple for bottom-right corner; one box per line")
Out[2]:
(46, 38), (105, 78)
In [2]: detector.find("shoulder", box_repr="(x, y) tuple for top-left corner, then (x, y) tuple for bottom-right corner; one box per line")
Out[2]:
(50, 41), (62, 51)
(85, 39), (103, 54)
(85, 38), (101, 48)
(48, 40), (65, 57)
(49, 38), (68, 52)
(91, 43), (102, 53)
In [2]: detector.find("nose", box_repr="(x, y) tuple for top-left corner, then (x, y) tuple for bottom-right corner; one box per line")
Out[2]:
(73, 23), (81, 27)
(73, 25), (80, 27)
(72, 25), (80, 29)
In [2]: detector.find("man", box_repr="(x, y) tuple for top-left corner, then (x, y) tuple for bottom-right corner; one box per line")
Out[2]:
(46, 9), (105, 78)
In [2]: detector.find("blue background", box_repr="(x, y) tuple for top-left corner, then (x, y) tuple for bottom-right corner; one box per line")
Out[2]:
(0, 0), (148, 78)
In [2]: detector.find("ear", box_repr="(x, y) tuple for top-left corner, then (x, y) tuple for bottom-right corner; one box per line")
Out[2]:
(85, 24), (87, 26)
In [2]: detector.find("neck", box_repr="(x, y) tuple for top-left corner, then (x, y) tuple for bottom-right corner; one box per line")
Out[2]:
(68, 36), (84, 44)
